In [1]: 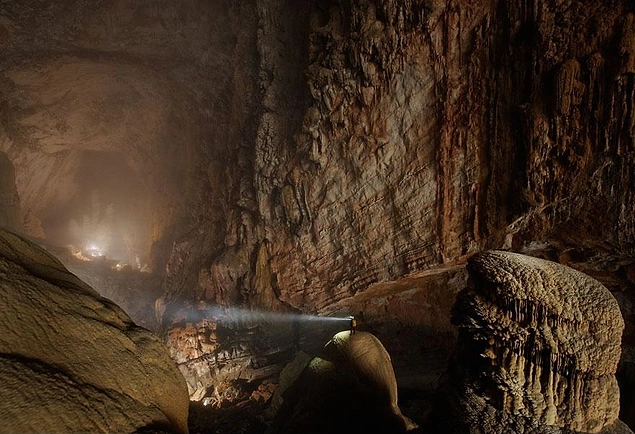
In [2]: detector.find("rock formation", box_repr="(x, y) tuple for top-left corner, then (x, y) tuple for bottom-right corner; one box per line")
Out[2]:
(323, 330), (417, 431)
(270, 330), (416, 434)
(164, 0), (635, 408)
(0, 227), (189, 434)
(439, 250), (632, 434)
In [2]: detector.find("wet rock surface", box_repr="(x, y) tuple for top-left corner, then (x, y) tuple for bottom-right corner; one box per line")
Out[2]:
(436, 250), (632, 434)
(0, 228), (189, 434)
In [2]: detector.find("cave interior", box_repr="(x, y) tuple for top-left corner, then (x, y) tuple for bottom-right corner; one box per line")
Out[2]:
(0, 0), (634, 433)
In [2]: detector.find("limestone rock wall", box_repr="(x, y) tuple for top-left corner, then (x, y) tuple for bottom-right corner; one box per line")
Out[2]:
(230, 0), (635, 409)
(241, 0), (635, 317)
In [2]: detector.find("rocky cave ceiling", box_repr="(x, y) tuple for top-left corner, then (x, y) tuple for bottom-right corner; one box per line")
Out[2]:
(0, 0), (635, 432)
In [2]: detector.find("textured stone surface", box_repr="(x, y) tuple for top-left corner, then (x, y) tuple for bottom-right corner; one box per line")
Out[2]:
(0, 228), (189, 434)
(442, 250), (630, 434)
(251, 0), (635, 315)
(270, 331), (417, 434)
(164, 299), (300, 402)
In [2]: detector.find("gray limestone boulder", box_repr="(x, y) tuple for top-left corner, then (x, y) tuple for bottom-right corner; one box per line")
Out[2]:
(435, 250), (632, 434)
(0, 228), (189, 434)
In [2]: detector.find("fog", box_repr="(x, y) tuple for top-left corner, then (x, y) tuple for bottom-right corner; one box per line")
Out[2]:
(41, 150), (147, 267)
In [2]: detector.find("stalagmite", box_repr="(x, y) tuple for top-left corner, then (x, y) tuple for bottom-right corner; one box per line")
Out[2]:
(442, 250), (632, 434)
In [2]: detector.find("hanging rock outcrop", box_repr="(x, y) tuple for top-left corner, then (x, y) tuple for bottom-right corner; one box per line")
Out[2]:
(438, 250), (631, 434)
(0, 228), (189, 434)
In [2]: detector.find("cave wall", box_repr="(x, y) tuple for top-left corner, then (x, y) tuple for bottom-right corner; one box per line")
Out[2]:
(3, 0), (632, 320)
(159, 0), (635, 403)
(191, 0), (635, 315)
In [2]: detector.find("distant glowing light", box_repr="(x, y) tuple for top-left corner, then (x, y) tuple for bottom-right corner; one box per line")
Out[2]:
(85, 242), (104, 258)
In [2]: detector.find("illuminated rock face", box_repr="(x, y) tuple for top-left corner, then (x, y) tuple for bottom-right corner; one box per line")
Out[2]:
(246, 0), (635, 315)
(0, 228), (189, 434)
(447, 250), (629, 433)
(163, 299), (301, 402)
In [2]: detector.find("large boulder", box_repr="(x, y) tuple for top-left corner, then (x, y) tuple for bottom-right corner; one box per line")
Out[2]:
(270, 330), (416, 434)
(435, 250), (632, 433)
(0, 228), (189, 434)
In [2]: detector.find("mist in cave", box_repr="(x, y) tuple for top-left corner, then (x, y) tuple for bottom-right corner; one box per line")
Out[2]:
(42, 150), (145, 266)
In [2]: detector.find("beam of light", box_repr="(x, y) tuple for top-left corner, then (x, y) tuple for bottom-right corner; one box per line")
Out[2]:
(180, 304), (352, 326)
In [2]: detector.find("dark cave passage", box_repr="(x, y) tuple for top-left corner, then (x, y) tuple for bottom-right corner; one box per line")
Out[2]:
(0, 56), (200, 275)
(0, 53), (208, 333)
